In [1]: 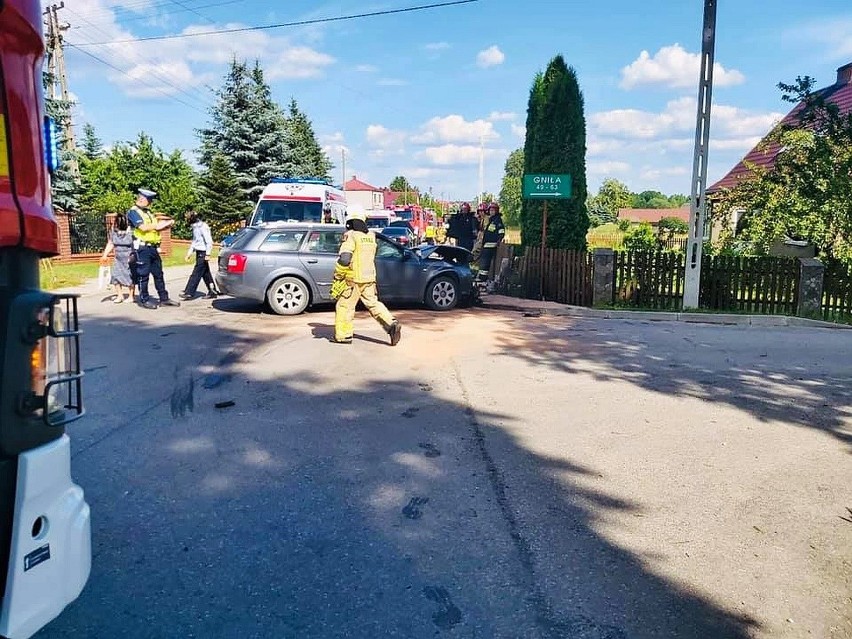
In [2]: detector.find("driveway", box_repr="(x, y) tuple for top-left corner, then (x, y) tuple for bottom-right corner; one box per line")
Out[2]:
(37, 281), (852, 638)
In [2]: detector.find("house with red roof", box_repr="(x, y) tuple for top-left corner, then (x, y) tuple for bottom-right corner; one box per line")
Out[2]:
(707, 62), (852, 241)
(618, 204), (690, 226)
(343, 176), (384, 212)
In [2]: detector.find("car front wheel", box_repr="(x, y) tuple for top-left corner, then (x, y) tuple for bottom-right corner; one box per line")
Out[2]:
(267, 276), (310, 315)
(425, 276), (458, 311)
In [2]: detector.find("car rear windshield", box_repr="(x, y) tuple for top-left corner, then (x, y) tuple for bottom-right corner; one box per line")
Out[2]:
(366, 218), (387, 229)
(226, 228), (256, 251)
(252, 199), (323, 224)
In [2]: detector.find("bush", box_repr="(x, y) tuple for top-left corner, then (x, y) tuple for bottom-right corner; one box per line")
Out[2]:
(617, 218), (631, 233)
(623, 222), (657, 252)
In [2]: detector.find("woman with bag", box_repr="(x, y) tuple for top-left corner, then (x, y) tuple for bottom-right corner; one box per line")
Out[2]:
(100, 212), (135, 303)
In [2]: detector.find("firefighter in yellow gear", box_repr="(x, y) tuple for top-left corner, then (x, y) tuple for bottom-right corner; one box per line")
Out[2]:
(333, 211), (402, 345)
(424, 222), (437, 245)
(435, 223), (447, 245)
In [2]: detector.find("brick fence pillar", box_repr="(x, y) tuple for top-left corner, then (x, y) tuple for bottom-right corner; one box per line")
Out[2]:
(797, 257), (824, 318)
(592, 248), (615, 307)
(55, 210), (72, 258)
(159, 225), (172, 257)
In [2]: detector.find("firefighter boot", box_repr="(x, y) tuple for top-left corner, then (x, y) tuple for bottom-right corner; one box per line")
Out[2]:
(387, 320), (402, 346)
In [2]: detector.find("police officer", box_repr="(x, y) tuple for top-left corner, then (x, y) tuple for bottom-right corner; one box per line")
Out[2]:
(127, 188), (180, 309)
(476, 201), (506, 286)
(333, 211), (402, 346)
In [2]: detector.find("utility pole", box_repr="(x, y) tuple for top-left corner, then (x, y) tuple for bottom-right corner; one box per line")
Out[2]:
(478, 134), (485, 205)
(341, 149), (346, 189)
(43, 2), (78, 176)
(683, 0), (718, 308)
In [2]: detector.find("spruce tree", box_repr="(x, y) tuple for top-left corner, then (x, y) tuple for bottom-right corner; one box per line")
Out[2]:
(42, 74), (80, 212)
(521, 57), (589, 249)
(199, 153), (250, 239)
(197, 59), (259, 200)
(286, 99), (333, 180)
(249, 62), (296, 195)
(81, 123), (103, 160)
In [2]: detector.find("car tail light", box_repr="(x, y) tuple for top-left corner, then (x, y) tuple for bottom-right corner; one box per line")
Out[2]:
(227, 253), (248, 274)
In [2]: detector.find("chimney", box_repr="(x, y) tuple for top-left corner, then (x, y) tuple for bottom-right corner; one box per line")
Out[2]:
(838, 62), (852, 86)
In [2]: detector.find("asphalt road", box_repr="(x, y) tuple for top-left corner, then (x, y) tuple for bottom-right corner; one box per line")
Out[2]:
(37, 278), (852, 639)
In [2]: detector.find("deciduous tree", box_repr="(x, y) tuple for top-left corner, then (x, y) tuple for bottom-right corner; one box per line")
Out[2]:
(498, 149), (523, 227)
(713, 76), (852, 265)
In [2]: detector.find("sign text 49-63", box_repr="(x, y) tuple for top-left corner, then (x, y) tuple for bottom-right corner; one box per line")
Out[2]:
(523, 174), (572, 200)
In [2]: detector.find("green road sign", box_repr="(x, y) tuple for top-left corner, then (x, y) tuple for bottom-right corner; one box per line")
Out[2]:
(523, 173), (572, 199)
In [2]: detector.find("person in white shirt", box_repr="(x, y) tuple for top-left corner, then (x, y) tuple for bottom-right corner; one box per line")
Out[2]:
(180, 211), (220, 300)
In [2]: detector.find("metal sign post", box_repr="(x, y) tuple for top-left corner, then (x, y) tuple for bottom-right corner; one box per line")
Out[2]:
(683, 0), (718, 309)
(522, 173), (572, 299)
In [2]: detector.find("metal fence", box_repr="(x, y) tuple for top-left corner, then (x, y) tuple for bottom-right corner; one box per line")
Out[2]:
(69, 211), (107, 255)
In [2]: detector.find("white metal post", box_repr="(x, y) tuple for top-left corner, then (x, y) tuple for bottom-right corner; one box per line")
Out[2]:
(683, 0), (718, 308)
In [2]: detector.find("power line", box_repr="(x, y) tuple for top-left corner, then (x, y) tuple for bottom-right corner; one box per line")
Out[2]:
(63, 6), (213, 111)
(73, 0), (480, 46)
(66, 43), (208, 114)
(69, 0), (244, 30)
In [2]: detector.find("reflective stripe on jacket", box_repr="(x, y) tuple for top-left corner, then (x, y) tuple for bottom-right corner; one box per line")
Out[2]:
(339, 230), (378, 283)
(482, 214), (505, 249)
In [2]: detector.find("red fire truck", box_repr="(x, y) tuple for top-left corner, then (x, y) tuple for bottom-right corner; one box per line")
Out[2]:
(0, 0), (91, 637)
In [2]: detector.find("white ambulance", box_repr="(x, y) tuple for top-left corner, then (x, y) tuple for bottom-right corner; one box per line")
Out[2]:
(248, 178), (347, 226)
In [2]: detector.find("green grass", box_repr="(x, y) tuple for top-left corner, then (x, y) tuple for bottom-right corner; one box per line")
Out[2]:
(40, 250), (196, 290)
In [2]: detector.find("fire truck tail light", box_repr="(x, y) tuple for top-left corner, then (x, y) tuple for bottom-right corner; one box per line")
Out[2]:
(43, 116), (60, 173)
(24, 297), (83, 427)
(227, 253), (248, 274)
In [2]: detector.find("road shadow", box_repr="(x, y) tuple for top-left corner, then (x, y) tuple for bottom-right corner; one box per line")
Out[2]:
(494, 314), (852, 451)
(37, 315), (763, 639)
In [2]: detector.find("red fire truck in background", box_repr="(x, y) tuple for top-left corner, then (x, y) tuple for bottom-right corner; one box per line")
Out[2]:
(0, 0), (91, 637)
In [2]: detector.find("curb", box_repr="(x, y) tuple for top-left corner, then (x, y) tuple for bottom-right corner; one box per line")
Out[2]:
(480, 299), (852, 330)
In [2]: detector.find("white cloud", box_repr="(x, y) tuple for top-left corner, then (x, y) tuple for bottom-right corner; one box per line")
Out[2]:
(419, 144), (500, 166)
(411, 115), (499, 144)
(365, 125), (407, 149)
(424, 42), (451, 51)
(588, 160), (631, 175)
(487, 111), (516, 122)
(321, 132), (350, 159)
(110, 61), (212, 97)
(590, 97), (783, 142)
(791, 16), (852, 61)
(640, 166), (689, 181)
(620, 44), (746, 90)
(64, 4), (335, 97)
(476, 45), (505, 68)
(266, 47), (335, 80)
(355, 64), (378, 73)
(377, 78), (409, 87)
(510, 123), (526, 139)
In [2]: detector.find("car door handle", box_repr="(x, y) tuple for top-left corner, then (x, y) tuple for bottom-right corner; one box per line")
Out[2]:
(306, 258), (318, 264)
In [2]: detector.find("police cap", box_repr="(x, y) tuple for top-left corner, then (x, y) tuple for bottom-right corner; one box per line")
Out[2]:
(137, 188), (157, 201)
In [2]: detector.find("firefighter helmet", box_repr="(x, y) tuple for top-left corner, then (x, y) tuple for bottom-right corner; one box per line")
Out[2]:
(488, 202), (500, 213)
(346, 210), (367, 222)
(460, 202), (471, 213)
(477, 202), (488, 213)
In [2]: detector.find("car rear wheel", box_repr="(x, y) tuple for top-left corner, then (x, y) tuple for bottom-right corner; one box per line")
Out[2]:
(267, 276), (310, 315)
(425, 276), (458, 311)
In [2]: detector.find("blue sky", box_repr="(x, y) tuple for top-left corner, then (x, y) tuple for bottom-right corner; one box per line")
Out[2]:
(62, 0), (852, 201)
